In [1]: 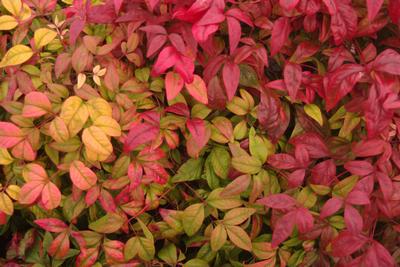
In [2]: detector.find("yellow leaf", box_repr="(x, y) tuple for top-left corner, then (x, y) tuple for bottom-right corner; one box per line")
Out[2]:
(18, 3), (31, 21)
(0, 15), (18, 30)
(34, 28), (57, 49)
(304, 104), (323, 126)
(0, 45), (33, 68)
(0, 148), (13, 165)
(6, 185), (20, 200)
(93, 116), (121, 137)
(0, 192), (13, 215)
(1, 0), (22, 17)
(87, 97), (112, 120)
(85, 147), (109, 162)
(60, 96), (89, 137)
(82, 126), (112, 159)
(49, 117), (70, 143)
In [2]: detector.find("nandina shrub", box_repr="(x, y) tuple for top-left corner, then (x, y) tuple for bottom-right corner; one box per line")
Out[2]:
(0, 0), (400, 266)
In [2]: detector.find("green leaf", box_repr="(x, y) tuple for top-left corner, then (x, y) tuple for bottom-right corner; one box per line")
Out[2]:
(204, 156), (220, 189)
(124, 236), (155, 261)
(223, 208), (256, 226)
(158, 243), (178, 266)
(172, 158), (204, 182)
(88, 213), (124, 234)
(182, 203), (204, 236)
(249, 127), (275, 163)
(210, 224), (227, 251)
(184, 259), (209, 267)
(231, 154), (262, 174)
(332, 175), (359, 198)
(225, 225), (252, 251)
(210, 147), (230, 179)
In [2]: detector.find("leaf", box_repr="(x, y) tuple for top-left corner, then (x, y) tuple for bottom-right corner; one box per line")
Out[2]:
(18, 181), (44, 205)
(222, 60), (240, 101)
(223, 208), (256, 226)
(182, 203), (204, 236)
(49, 117), (70, 143)
(186, 118), (209, 150)
(22, 91), (52, 118)
(60, 96), (89, 137)
(22, 163), (48, 182)
(89, 213), (124, 233)
(165, 71), (184, 101)
(0, 148), (13, 165)
(367, 0), (383, 21)
(185, 75), (208, 104)
(172, 158), (204, 182)
(184, 259), (209, 267)
(1, 0), (22, 16)
(295, 207), (314, 233)
(220, 174), (251, 197)
(258, 194), (297, 209)
(34, 218), (68, 233)
(331, 231), (367, 257)
(86, 97), (112, 121)
(249, 127), (274, 164)
(207, 188), (242, 210)
(209, 147), (230, 179)
(41, 182), (61, 210)
(283, 62), (302, 100)
(304, 104), (323, 126)
(0, 192), (13, 215)
(0, 15), (18, 30)
(211, 224), (227, 251)
(0, 45), (33, 68)
(124, 236), (155, 261)
(332, 175), (359, 198)
(227, 17), (241, 55)
(232, 153), (262, 174)
(70, 160), (97, 190)
(270, 17), (291, 56)
(82, 126), (113, 159)
(123, 122), (159, 153)
(320, 197), (343, 219)
(93, 116), (121, 137)
(330, 1), (357, 45)
(279, 0), (300, 10)
(0, 122), (24, 148)
(34, 28), (57, 49)
(225, 225), (252, 251)
(344, 204), (363, 234)
(271, 211), (295, 248)
(370, 49), (400, 75)
(48, 231), (70, 259)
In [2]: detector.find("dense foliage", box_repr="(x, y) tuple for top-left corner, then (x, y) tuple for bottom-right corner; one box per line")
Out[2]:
(0, 0), (400, 266)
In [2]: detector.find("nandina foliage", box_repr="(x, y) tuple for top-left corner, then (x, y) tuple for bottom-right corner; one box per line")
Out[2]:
(0, 0), (400, 266)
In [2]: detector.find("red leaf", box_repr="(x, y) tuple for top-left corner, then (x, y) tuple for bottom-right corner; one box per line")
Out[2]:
(151, 46), (179, 78)
(366, 241), (396, 267)
(174, 54), (195, 83)
(376, 171), (393, 200)
(283, 62), (302, 100)
(295, 207), (314, 233)
(227, 17), (241, 55)
(35, 218), (68, 233)
(270, 17), (291, 56)
(330, 1), (357, 45)
(268, 154), (298, 169)
(310, 159), (336, 186)
(124, 122), (159, 153)
(69, 18), (86, 45)
(146, 35), (167, 58)
(369, 49), (400, 75)
(389, 0), (400, 25)
(321, 0), (337, 14)
(331, 231), (367, 257)
(344, 204), (363, 233)
(195, 6), (225, 26)
(271, 211), (295, 248)
(320, 197), (343, 219)
(367, 0), (383, 22)
(165, 71), (184, 101)
(289, 132), (330, 158)
(48, 231), (70, 259)
(352, 139), (385, 157)
(99, 189), (117, 213)
(185, 75), (208, 104)
(280, 0), (300, 10)
(222, 61), (240, 101)
(344, 161), (374, 176)
(290, 41), (320, 64)
(287, 169), (306, 188)
(147, 0), (160, 11)
(114, 0), (123, 13)
(0, 122), (24, 148)
(258, 193), (297, 209)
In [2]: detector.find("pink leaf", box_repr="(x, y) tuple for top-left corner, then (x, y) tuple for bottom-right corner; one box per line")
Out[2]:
(321, 0), (337, 14)
(268, 154), (298, 169)
(165, 71), (184, 101)
(69, 160), (98, 190)
(344, 204), (363, 233)
(344, 161), (374, 176)
(280, 0), (300, 10)
(320, 197), (343, 219)
(19, 182), (45, 205)
(174, 54), (195, 83)
(69, 18), (86, 46)
(284, 62), (302, 100)
(48, 231), (70, 259)
(222, 60), (240, 100)
(346, 190), (370, 205)
(147, 0), (160, 11)
(35, 218), (68, 233)
(146, 34), (167, 58)
(369, 49), (400, 75)
(367, 0), (383, 21)
(295, 207), (314, 233)
(0, 122), (24, 148)
(270, 17), (291, 56)
(352, 139), (385, 157)
(114, 0), (123, 13)
(287, 169), (306, 188)
(258, 193), (297, 209)
(185, 75), (208, 104)
(376, 171), (393, 200)
(186, 118), (209, 149)
(331, 231), (367, 257)
(271, 211), (296, 248)
(124, 122), (159, 153)
(151, 46), (179, 78)
(227, 17), (241, 55)
(330, 1), (357, 45)
(41, 182), (61, 210)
